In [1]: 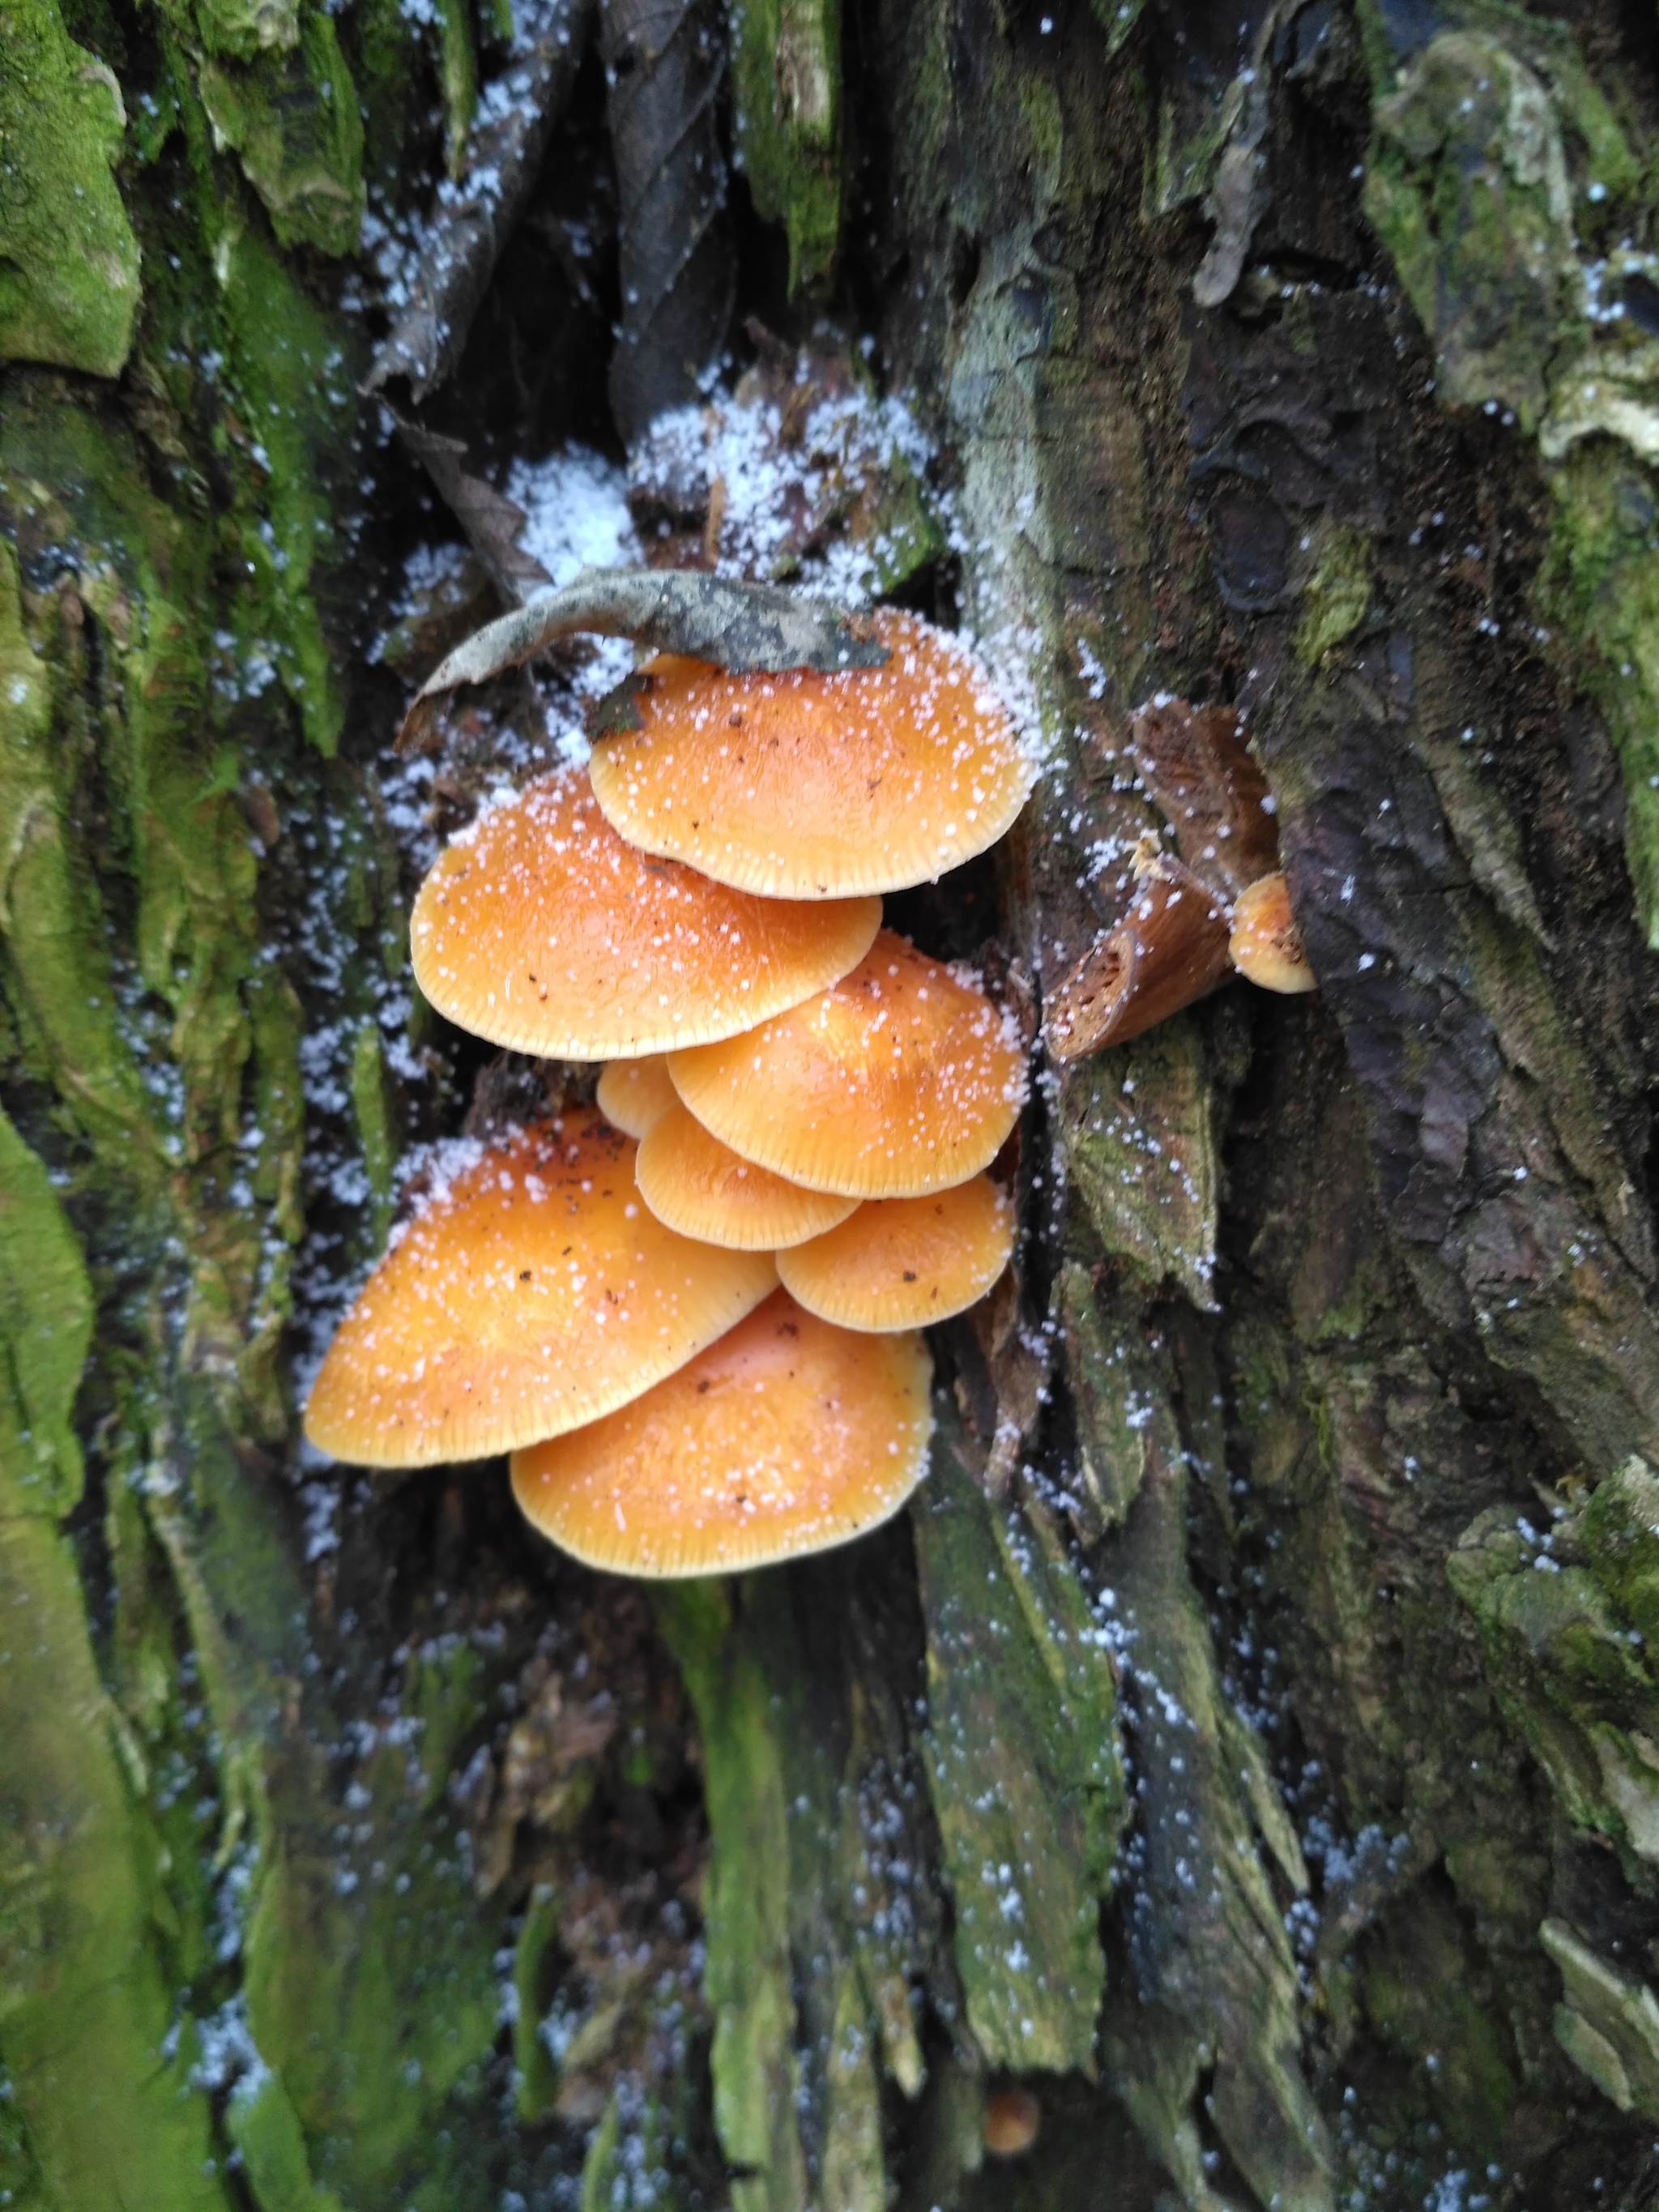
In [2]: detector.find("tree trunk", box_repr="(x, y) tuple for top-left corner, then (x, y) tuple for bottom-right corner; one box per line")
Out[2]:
(6, 0), (1659, 2203)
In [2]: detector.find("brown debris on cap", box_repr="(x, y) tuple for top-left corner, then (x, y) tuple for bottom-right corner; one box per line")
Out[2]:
(1230, 869), (1316, 994)
(410, 767), (881, 1060)
(635, 1103), (860, 1251)
(668, 928), (1026, 1199)
(586, 609), (1035, 899)
(1045, 850), (1231, 1061)
(776, 1176), (1013, 1331)
(510, 1289), (934, 1576)
(595, 1054), (678, 1138)
(1131, 697), (1280, 901)
(303, 1115), (777, 1468)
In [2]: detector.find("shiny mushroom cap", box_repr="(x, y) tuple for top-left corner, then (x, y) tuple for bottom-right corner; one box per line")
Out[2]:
(410, 767), (881, 1059)
(635, 1102), (860, 1251)
(303, 1116), (776, 1467)
(586, 610), (1036, 899)
(1229, 870), (1316, 994)
(510, 1289), (934, 1577)
(595, 1054), (678, 1138)
(777, 1176), (1014, 1331)
(667, 929), (1026, 1199)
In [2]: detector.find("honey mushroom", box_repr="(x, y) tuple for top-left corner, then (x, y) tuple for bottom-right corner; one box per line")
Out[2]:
(594, 1054), (678, 1138)
(667, 929), (1026, 1200)
(776, 1176), (1014, 1332)
(634, 1102), (859, 1251)
(586, 609), (1036, 900)
(303, 1116), (776, 1467)
(510, 1290), (934, 1576)
(1228, 869), (1316, 993)
(410, 765), (881, 1060)
(309, 588), (1054, 1582)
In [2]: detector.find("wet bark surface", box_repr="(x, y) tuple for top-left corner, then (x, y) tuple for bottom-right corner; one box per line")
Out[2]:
(8, 0), (1659, 2203)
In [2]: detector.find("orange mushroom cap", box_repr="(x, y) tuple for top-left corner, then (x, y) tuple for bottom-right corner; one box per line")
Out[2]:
(636, 1102), (859, 1251)
(586, 609), (1036, 899)
(410, 767), (881, 1059)
(983, 2090), (1042, 2159)
(776, 1176), (1013, 1331)
(1229, 870), (1316, 994)
(304, 1116), (776, 1468)
(667, 929), (1026, 1199)
(510, 1289), (934, 1577)
(595, 1054), (678, 1138)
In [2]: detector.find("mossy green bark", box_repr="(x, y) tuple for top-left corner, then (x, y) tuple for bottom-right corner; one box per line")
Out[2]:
(0, 0), (141, 378)
(730, 0), (842, 293)
(1357, 0), (1659, 943)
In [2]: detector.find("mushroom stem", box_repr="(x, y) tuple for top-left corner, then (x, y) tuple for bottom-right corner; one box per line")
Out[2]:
(1045, 856), (1233, 1060)
(399, 567), (889, 749)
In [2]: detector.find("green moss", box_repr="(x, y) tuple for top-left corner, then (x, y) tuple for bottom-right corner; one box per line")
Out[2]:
(350, 1019), (396, 1251)
(434, 0), (476, 178)
(1537, 442), (1659, 945)
(224, 2072), (346, 2212)
(1360, 1892), (1518, 2154)
(1058, 1016), (1219, 1309)
(1542, 1915), (1659, 2118)
(1292, 522), (1373, 666)
(652, 1582), (807, 2212)
(0, 1270), (232, 2211)
(730, 0), (842, 293)
(0, 0), (141, 378)
(911, 1425), (1121, 2073)
(0, 1102), (92, 1514)
(198, 13), (365, 255)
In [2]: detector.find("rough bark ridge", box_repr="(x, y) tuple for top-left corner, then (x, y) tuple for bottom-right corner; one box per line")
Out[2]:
(7, 0), (1659, 2203)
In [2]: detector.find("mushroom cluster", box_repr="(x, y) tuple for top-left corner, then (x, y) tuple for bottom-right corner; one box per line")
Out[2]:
(305, 609), (1037, 1577)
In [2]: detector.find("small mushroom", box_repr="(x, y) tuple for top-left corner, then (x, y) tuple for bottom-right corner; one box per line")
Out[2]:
(668, 929), (1026, 1199)
(586, 610), (1036, 899)
(595, 1054), (678, 1138)
(635, 1103), (860, 1250)
(410, 767), (881, 1060)
(983, 2088), (1042, 2158)
(1044, 852), (1232, 1061)
(303, 1116), (776, 1467)
(776, 1176), (1014, 1331)
(1229, 869), (1316, 993)
(510, 1290), (934, 1575)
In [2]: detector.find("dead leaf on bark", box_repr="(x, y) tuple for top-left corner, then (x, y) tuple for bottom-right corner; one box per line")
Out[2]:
(1130, 696), (1280, 902)
(1046, 848), (1233, 1061)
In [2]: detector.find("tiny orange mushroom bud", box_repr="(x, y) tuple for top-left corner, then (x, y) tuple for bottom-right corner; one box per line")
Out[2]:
(303, 1116), (776, 1468)
(1044, 854), (1232, 1061)
(410, 767), (881, 1060)
(635, 1103), (859, 1251)
(510, 1289), (934, 1576)
(776, 1176), (1014, 1332)
(586, 610), (1036, 899)
(982, 2089), (1042, 2159)
(595, 1054), (678, 1138)
(1229, 869), (1316, 994)
(667, 929), (1026, 1200)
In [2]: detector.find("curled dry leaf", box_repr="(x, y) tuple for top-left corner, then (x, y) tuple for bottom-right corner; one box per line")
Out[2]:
(1131, 696), (1280, 902)
(1045, 854), (1233, 1061)
(389, 413), (552, 609)
(398, 566), (888, 749)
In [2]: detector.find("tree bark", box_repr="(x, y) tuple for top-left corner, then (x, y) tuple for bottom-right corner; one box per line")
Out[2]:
(6, 0), (1659, 2205)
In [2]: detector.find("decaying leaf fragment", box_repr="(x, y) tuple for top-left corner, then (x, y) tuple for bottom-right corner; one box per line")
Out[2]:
(396, 566), (888, 749)
(1045, 848), (1232, 1061)
(1129, 695), (1279, 902)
